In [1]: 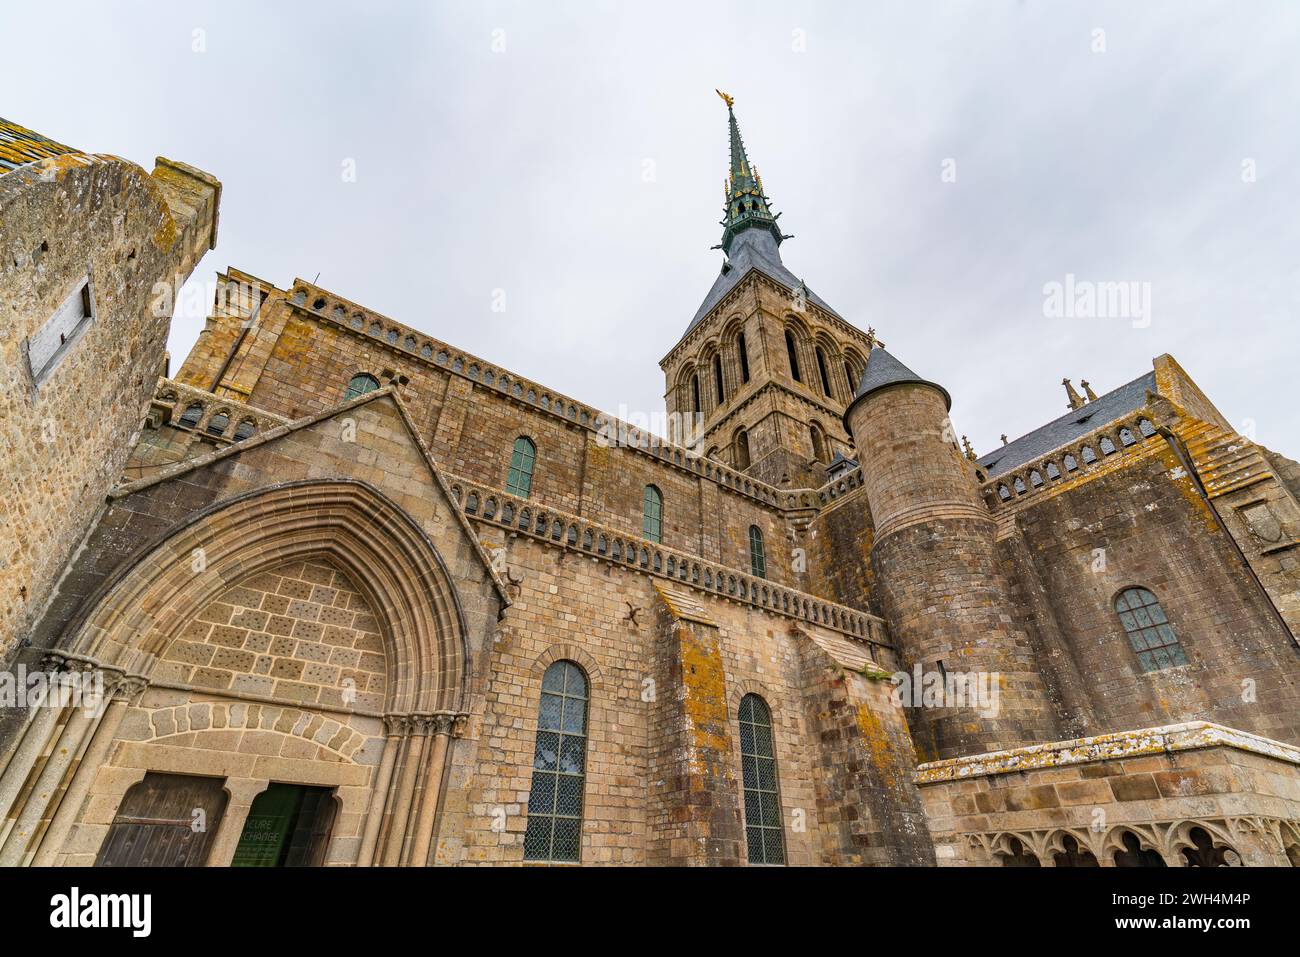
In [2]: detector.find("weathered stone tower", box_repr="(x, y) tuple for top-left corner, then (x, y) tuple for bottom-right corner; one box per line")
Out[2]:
(843, 346), (1060, 760)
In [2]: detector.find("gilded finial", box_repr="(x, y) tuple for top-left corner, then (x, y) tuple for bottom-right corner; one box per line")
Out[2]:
(716, 89), (735, 109)
(1081, 379), (1098, 402)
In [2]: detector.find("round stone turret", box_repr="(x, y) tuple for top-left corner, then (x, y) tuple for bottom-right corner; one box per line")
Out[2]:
(844, 347), (1059, 760)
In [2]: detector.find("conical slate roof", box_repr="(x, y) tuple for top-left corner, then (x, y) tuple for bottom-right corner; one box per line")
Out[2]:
(845, 346), (951, 424)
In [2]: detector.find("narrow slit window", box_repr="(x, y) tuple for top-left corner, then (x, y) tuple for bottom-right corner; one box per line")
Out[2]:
(642, 485), (663, 543)
(785, 330), (801, 382)
(815, 346), (831, 397)
(749, 525), (766, 578)
(28, 278), (94, 385)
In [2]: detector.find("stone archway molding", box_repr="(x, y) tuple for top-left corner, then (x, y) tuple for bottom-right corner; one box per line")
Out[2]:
(65, 478), (470, 716)
(3, 479), (475, 866)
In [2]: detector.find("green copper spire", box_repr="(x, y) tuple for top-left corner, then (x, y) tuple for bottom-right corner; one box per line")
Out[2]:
(715, 90), (786, 255)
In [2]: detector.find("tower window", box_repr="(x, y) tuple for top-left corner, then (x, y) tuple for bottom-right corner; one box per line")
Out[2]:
(785, 331), (801, 382)
(815, 346), (832, 397)
(713, 353), (725, 405)
(810, 424), (828, 464)
(738, 694), (785, 865)
(642, 485), (663, 543)
(734, 428), (751, 471)
(691, 374), (701, 414)
(524, 660), (589, 863)
(748, 525), (766, 578)
(845, 361), (856, 393)
(505, 436), (537, 498)
(345, 373), (380, 401)
(1115, 587), (1187, 672)
(737, 333), (751, 383)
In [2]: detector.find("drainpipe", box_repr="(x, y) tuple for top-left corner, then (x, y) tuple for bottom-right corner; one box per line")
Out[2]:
(1156, 426), (1298, 648)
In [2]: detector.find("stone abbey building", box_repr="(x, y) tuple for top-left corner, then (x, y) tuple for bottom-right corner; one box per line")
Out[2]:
(2, 100), (1300, 867)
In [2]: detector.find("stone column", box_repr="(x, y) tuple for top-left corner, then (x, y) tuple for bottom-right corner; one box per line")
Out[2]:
(407, 713), (461, 867)
(356, 718), (402, 866)
(0, 661), (111, 865)
(30, 675), (145, 866)
(379, 716), (427, 866)
(205, 779), (271, 867)
(0, 654), (76, 829)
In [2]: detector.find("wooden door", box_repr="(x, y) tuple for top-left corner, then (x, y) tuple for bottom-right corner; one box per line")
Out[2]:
(95, 772), (228, 867)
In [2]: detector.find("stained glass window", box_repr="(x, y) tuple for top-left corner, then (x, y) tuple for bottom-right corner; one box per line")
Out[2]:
(505, 436), (536, 498)
(738, 694), (785, 865)
(344, 373), (380, 401)
(1115, 587), (1187, 672)
(642, 485), (663, 543)
(524, 661), (588, 862)
(749, 525), (766, 579)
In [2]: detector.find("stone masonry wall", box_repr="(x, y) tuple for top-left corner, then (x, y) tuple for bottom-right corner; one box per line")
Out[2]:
(0, 149), (219, 659)
(996, 441), (1300, 746)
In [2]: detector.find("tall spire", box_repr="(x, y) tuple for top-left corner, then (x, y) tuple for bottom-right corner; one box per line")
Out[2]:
(715, 90), (785, 255)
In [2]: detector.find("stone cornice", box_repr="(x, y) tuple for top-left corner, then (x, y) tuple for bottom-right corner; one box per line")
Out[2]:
(447, 472), (893, 650)
(915, 721), (1300, 785)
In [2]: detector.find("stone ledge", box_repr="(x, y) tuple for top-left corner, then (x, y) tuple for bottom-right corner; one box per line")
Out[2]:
(915, 721), (1300, 785)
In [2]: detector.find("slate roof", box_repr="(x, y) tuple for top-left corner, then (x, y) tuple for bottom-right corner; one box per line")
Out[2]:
(825, 450), (859, 480)
(976, 371), (1156, 477)
(683, 228), (841, 337)
(0, 119), (79, 174)
(850, 346), (951, 411)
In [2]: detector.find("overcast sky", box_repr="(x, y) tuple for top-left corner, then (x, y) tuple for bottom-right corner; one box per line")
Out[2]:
(6, 1), (1298, 459)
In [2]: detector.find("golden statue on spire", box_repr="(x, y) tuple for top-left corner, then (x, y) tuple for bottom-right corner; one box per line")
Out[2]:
(716, 89), (735, 109)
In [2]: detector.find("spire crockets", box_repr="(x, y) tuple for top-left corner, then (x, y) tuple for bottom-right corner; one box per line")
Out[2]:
(716, 90), (786, 255)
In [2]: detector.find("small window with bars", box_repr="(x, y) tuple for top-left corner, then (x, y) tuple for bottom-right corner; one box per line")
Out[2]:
(344, 373), (380, 401)
(1115, 587), (1187, 672)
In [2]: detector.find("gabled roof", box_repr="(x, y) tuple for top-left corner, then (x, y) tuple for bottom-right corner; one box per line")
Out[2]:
(976, 371), (1156, 477)
(110, 386), (510, 604)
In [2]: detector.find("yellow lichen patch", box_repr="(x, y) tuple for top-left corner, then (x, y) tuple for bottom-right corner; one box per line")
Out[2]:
(0, 118), (80, 174)
(854, 696), (901, 789)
